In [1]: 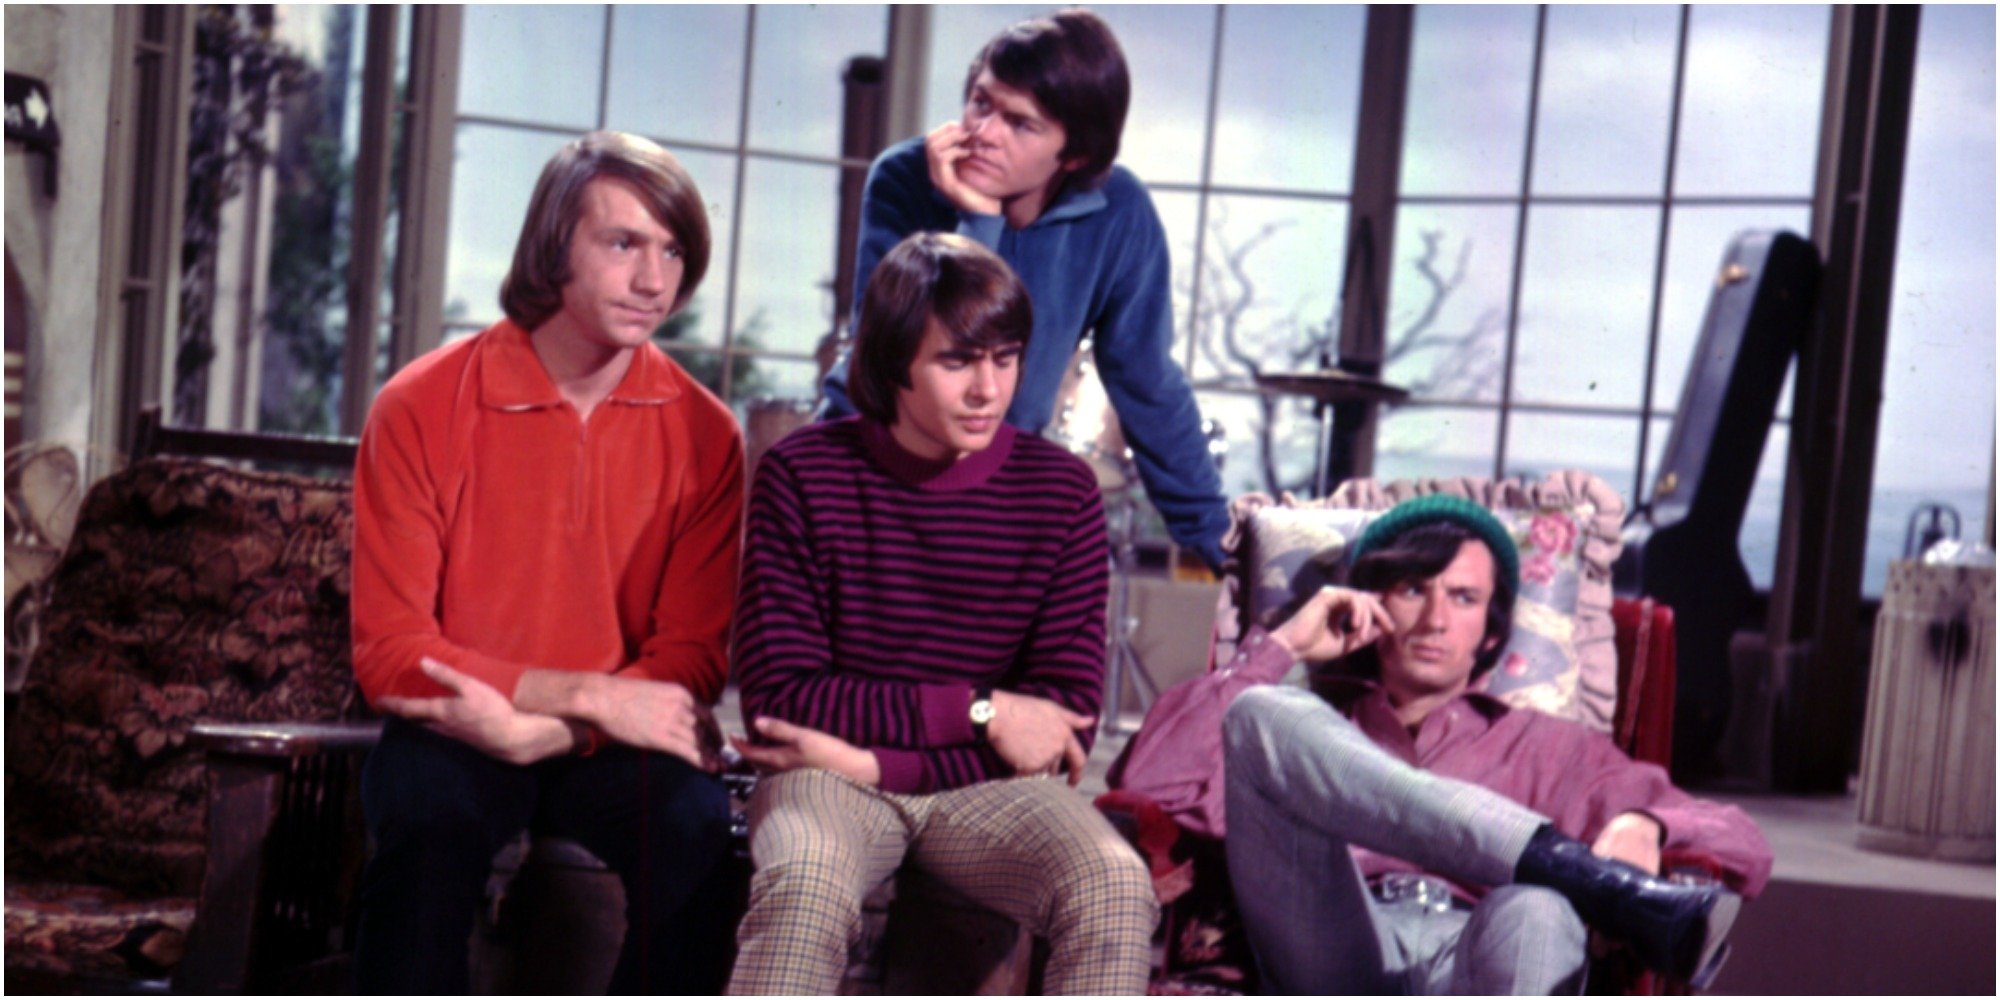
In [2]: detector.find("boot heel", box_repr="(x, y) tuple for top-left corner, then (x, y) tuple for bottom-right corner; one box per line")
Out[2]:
(1685, 891), (1740, 989)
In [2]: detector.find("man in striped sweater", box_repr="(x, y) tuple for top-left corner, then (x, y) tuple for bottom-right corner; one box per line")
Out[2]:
(726, 232), (1156, 994)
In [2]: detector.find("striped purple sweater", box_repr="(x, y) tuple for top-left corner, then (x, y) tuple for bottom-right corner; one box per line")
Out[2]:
(732, 417), (1109, 794)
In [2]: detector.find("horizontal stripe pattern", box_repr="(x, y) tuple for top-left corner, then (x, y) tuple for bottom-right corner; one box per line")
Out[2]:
(733, 419), (1109, 793)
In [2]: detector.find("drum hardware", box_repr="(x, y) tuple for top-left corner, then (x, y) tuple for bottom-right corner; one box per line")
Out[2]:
(1100, 482), (1160, 735)
(1252, 368), (1409, 497)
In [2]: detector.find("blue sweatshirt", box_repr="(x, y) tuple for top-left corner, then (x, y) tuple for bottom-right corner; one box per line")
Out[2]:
(822, 137), (1229, 569)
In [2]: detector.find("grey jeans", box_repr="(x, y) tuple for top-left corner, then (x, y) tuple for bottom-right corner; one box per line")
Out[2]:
(1222, 686), (1587, 994)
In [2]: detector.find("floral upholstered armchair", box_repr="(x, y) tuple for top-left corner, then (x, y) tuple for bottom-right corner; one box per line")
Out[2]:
(4, 444), (373, 992)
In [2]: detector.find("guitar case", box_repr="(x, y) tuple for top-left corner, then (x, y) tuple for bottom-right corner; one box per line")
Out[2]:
(1615, 230), (1821, 781)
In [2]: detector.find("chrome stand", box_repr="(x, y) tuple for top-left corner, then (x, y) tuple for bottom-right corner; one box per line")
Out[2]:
(1100, 486), (1158, 735)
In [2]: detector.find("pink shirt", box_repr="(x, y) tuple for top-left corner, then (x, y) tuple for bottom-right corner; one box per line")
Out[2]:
(1110, 628), (1773, 898)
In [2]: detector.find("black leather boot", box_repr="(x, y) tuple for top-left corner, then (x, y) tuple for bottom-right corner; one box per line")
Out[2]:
(1513, 824), (1740, 988)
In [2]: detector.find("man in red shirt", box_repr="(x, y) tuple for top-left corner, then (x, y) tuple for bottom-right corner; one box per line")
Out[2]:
(348, 131), (744, 993)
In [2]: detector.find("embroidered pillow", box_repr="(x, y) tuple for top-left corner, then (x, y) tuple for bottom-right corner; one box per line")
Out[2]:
(1231, 471), (1623, 731)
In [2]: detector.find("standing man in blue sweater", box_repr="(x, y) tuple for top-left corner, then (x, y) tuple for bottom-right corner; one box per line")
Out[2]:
(820, 8), (1229, 569)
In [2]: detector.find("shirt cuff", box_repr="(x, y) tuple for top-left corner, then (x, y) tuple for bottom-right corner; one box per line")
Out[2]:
(918, 682), (979, 747)
(1230, 627), (1303, 684)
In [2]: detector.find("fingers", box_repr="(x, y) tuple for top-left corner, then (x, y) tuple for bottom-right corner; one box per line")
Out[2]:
(729, 734), (789, 773)
(926, 120), (969, 151)
(418, 656), (468, 693)
(754, 716), (805, 744)
(1057, 705), (1097, 732)
(1062, 733), (1087, 787)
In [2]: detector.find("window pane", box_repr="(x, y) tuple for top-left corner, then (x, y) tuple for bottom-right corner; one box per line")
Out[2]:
(659, 145), (740, 348)
(1384, 205), (1517, 405)
(1741, 422), (1789, 590)
(249, 5), (377, 434)
(749, 6), (888, 158)
(1377, 405), (1500, 481)
(1210, 5), (1366, 193)
(1151, 190), (1203, 365)
(1512, 205), (1659, 409)
(1184, 195), (1347, 385)
(1402, 4), (1538, 196)
(444, 125), (571, 331)
(1195, 389), (1319, 498)
(1867, 3), (1996, 594)
(1674, 5), (1831, 197)
(1532, 5), (1680, 196)
(1504, 412), (1640, 497)
(459, 4), (602, 129)
(1089, 5), (1217, 186)
(1641, 413), (1672, 504)
(734, 159), (842, 356)
(731, 354), (822, 408)
(1650, 207), (1812, 414)
(605, 5), (747, 147)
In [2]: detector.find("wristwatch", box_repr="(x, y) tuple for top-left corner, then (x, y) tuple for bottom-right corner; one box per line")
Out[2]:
(969, 687), (996, 742)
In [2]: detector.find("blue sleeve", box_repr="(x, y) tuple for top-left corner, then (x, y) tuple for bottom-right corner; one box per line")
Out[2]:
(1091, 182), (1230, 570)
(819, 142), (1003, 421)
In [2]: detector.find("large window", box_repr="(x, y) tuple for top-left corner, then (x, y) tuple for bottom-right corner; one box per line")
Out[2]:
(1379, 5), (1828, 589)
(1866, 3), (1996, 592)
(446, 4), (889, 417)
(927, 6), (1839, 577)
(435, 3), (1983, 586)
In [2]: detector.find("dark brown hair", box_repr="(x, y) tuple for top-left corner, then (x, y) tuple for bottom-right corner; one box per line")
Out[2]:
(499, 131), (710, 330)
(1346, 521), (1516, 681)
(966, 8), (1130, 189)
(847, 233), (1033, 425)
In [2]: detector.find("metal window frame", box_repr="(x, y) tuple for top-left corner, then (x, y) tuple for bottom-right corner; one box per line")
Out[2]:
(94, 5), (194, 472)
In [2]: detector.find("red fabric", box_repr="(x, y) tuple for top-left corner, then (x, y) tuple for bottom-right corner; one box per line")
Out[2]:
(351, 320), (744, 705)
(1611, 598), (1677, 767)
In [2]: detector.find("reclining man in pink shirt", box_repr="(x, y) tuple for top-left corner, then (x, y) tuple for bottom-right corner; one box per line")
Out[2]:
(1117, 495), (1772, 993)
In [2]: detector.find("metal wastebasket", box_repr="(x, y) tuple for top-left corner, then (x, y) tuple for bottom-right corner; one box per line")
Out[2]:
(1856, 559), (1995, 861)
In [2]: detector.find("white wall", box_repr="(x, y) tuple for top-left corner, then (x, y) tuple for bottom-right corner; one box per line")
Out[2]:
(5, 4), (116, 457)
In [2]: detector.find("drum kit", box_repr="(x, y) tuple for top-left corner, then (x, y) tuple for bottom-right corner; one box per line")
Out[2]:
(1047, 344), (1407, 730)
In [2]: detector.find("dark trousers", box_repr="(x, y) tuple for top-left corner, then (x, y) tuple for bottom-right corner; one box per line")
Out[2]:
(354, 718), (735, 994)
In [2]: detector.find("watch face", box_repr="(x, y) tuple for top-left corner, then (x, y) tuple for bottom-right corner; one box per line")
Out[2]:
(970, 699), (997, 725)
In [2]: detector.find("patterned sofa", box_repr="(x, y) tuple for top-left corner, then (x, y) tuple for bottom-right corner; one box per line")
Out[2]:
(4, 456), (372, 992)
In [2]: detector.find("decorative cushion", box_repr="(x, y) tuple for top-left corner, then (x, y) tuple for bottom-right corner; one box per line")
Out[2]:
(1221, 471), (1624, 731)
(3, 883), (195, 982)
(5, 458), (367, 899)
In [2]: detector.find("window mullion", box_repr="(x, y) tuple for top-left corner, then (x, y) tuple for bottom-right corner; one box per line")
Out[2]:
(1333, 3), (1414, 484)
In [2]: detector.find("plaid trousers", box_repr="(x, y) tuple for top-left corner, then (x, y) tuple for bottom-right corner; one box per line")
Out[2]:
(726, 769), (1157, 996)
(1222, 685), (1584, 994)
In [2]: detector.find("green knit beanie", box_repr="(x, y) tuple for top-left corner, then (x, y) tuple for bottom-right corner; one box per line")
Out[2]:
(1350, 495), (1520, 596)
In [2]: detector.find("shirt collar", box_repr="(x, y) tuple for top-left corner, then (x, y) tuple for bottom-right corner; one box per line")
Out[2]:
(1032, 181), (1109, 227)
(479, 319), (684, 410)
(859, 417), (1016, 492)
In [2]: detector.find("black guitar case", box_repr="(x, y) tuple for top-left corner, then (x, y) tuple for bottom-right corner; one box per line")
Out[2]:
(1615, 230), (1821, 781)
